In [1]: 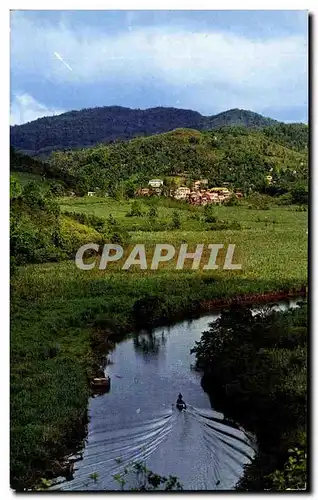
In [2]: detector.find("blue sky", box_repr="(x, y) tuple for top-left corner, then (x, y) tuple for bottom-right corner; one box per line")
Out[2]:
(10, 10), (308, 125)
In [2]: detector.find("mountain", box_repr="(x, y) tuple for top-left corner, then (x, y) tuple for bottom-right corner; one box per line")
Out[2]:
(10, 106), (279, 157)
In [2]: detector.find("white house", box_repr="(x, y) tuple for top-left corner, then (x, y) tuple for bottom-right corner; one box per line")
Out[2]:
(174, 186), (191, 200)
(148, 179), (163, 188)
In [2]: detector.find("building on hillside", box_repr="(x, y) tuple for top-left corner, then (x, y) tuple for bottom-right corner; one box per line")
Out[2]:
(148, 179), (163, 188)
(206, 191), (221, 204)
(189, 191), (201, 205)
(87, 191), (96, 197)
(174, 186), (191, 200)
(193, 179), (208, 190)
(235, 191), (243, 199)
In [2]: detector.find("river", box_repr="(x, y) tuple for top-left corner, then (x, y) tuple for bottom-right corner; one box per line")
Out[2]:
(57, 298), (302, 491)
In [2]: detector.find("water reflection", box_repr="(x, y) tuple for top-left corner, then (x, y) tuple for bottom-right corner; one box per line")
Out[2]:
(133, 330), (167, 356)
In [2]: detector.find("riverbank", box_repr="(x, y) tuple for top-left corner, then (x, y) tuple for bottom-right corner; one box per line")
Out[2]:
(192, 302), (308, 491)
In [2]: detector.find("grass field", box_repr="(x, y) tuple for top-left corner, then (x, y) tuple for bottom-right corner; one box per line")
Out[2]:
(11, 196), (308, 490)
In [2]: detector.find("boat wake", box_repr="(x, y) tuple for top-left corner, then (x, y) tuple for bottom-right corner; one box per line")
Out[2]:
(57, 405), (256, 491)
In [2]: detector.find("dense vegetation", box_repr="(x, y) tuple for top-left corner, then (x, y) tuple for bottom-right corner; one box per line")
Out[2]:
(10, 176), (108, 268)
(36, 124), (307, 198)
(10, 146), (48, 176)
(10, 106), (279, 156)
(191, 303), (307, 491)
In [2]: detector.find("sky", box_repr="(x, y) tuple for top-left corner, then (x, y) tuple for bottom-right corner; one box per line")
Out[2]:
(10, 10), (308, 125)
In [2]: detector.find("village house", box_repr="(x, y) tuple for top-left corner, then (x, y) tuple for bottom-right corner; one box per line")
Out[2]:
(189, 191), (201, 205)
(206, 191), (221, 204)
(188, 187), (234, 206)
(174, 186), (191, 200)
(87, 191), (96, 197)
(148, 179), (163, 188)
(193, 179), (208, 190)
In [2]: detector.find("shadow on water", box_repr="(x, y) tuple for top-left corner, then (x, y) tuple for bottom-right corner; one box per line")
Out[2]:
(54, 297), (302, 491)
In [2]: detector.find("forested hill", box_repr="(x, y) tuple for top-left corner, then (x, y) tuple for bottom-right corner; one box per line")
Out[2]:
(10, 106), (279, 157)
(24, 125), (306, 196)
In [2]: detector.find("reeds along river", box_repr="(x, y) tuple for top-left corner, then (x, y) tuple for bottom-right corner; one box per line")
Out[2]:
(55, 298), (302, 491)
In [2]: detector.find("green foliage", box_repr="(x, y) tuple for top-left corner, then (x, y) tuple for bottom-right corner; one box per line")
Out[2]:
(209, 220), (242, 230)
(171, 210), (181, 229)
(291, 182), (308, 205)
(267, 446), (307, 491)
(126, 200), (143, 217)
(63, 210), (107, 232)
(11, 106), (279, 156)
(148, 205), (158, 218)
(263, 123), (308, 152)
(89, 472), (99, 483)
(10, 146), (48, 175)
(10, 180), (107, 265)
(49, 182), (65, 197)
(10, 174), (22, 199)
(133, 295), (168, 328)
(203, 204), (217, 223)
(247, 192), (271, 210)
(191, 303), (307, 491)
(11, 119), (307, 199)
(112, 460), (183, 491)
(224, 194), (239, 206)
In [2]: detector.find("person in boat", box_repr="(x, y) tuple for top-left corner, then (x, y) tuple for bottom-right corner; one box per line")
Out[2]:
(176, 393), (187, 409)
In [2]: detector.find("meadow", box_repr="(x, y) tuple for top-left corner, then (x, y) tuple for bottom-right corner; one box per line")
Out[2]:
(10, 195), (308, 490)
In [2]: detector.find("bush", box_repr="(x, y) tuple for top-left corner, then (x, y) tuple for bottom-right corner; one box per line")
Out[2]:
(291, 184), (308, 205)
(133, 296), (168, 328)
(209, 220), (242, 231)
(148, 206), (158, 218)
(203, 205), (217, 223)
(126, 201), (143, 217)
(171, 210), (181, 229)
(247, 193), (270, 210)
(224, 194), (239, 206)
(63, 211), (106, 232)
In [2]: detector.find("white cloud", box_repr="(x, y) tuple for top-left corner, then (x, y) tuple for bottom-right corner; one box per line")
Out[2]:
(10, 12), (307, 115)
(10, 93), (65, 125)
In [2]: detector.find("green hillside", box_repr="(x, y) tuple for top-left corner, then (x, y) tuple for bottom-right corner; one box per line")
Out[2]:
(45, 124), (308, 195)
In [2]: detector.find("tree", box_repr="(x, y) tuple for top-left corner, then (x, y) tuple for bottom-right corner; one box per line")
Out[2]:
(171, 210), (181, 229)
(49, 183), (65, 197)
(148, 206), (158, 219)
(127, 201), (143, 217)
(10, 175), (22, 200)
(291, 183), (308, 205)
(203, 205), (217, 223)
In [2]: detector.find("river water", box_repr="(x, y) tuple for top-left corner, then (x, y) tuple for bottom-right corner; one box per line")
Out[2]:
(58, 298), (302, 491)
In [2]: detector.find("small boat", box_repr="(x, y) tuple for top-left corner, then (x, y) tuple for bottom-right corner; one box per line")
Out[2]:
(91, 376), (111, 392)
(176, 393), (186, 410)
(176, 402), (186, 411)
